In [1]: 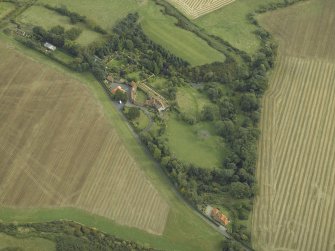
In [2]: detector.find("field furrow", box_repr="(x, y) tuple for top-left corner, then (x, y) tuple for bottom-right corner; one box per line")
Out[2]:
(167, 0), (235, 19)
(253, 53), (335, 250)
(0, 41), (169, 235)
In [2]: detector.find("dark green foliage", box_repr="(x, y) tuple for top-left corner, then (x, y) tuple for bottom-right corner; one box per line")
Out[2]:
(32, 26), (47, 40)
(216, 120), (235, 142)
(123, 107), (140, 120)
(113, 90), (128, 103)
(44, 5), (86, 24)
(0, 221), (160, 251)
(222, 239), (244, 251)
(240, 93), (259, 112)
(15, 35), (41, 49)
(65, 27), (82, 40)
(49, 25), (65, 35)
(201, 105), (218, 121)
(230, 182), (251, 199)
(43, 4), (106, 34)
(91, 63), (106, 81)
(218, 98), (236, 120)
(187, 56), (242, 84)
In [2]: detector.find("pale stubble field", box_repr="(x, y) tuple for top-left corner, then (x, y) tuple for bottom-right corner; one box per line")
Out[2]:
(0, 42), (169, 235)
(252, 0), (335, 250)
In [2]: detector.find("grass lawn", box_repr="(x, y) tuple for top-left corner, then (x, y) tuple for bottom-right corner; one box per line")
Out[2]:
(136, 89), (148, 104)
(107, 58), (123, 68)
(17, 5), (103, 46)
(176, 86), (210, 117)
(38, 0), (140, 31)
(166, 115), (226, 169)
(0, 233), (55, 251)
(148, 77), (168, 89)
(134, 110), (150, 131)
(195, 0), (283, 54)
(127, 71), (142, 81)
(0, 33), (224, 251)
(52, 49), (75, 64)
(0, 2), (15, 20)
(36, 0), (224, 65)
(139, 2), (224, 66)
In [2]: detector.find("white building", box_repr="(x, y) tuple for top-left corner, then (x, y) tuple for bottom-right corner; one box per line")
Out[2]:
(44, 42), (56, 51)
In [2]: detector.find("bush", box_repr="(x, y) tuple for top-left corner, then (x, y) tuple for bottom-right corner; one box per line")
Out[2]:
(230, 182), (251, 199)
(65, 27), (82, 41)
(123, 107), (140, 120)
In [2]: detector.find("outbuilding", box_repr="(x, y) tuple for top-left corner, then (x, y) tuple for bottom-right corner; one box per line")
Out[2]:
(44, 42), (56, 51)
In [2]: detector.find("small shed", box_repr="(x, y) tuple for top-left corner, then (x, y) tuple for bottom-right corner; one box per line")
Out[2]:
(44, 42), (56, 51)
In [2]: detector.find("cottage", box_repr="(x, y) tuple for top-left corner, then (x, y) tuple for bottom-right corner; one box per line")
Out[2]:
(211, 208), (229, 226)
(44, 42), (56, 51)
(111, 86), (126, 94)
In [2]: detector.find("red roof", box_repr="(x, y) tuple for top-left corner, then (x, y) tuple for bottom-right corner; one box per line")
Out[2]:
(211, 208), (229, 226)
(111, 86), (126, 94)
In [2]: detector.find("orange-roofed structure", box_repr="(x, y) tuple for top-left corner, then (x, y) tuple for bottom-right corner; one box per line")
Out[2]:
(111, 86), (126, 94)
(211, 208), (229, 226)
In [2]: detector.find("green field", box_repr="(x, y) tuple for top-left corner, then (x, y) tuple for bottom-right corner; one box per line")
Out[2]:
(176, 86), (210, 117)
(139, 2), (224, 66)
(37, 0), (224, 66)
(166, 115), (226, 169)
(52, 49), (75, 64)
(0, 233), (55, 251)
(38, 0), (139, 31)
(195, 0), (283, 54)
(136, 89), (148, 104)
(148, 77), (168, 89)
(0, 33), (224, 251)
(0, 2), (15, 19)
(17, 6), (103, 45)
(134, 110), (150, 131)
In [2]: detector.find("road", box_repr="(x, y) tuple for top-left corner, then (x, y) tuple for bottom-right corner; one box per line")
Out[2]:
(106, 82), (252, 251)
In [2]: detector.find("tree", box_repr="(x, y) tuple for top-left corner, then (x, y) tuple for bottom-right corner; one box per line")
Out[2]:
(230, 182), (251, 199)
(65, 27), (82, 40)
(206, 87), (221, 101)
(125, 39), (134, 50)
(114, 90), (128, 103)
(124, 107), (140, 120)
(240, 93), (259, 112)
(64, 40), (80, 56)
(222, 239), (243, 251)
(153, 147), (161, 160)
(219, 98), (235, 120)
(32, 26), (47, 41)
(49, 25), (65, 35)
(201, 105), (218, 121)
(91, 65), (106, 81)
(216, 120), (235, 142)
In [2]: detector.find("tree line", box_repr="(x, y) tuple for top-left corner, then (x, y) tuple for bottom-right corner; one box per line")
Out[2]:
(0, 221), (160, 251)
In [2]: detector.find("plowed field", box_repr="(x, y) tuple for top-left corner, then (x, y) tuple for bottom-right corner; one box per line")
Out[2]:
(0, 42), (169, 235)
(252, 0), (335, 250)
(167, 0), (235, 19)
